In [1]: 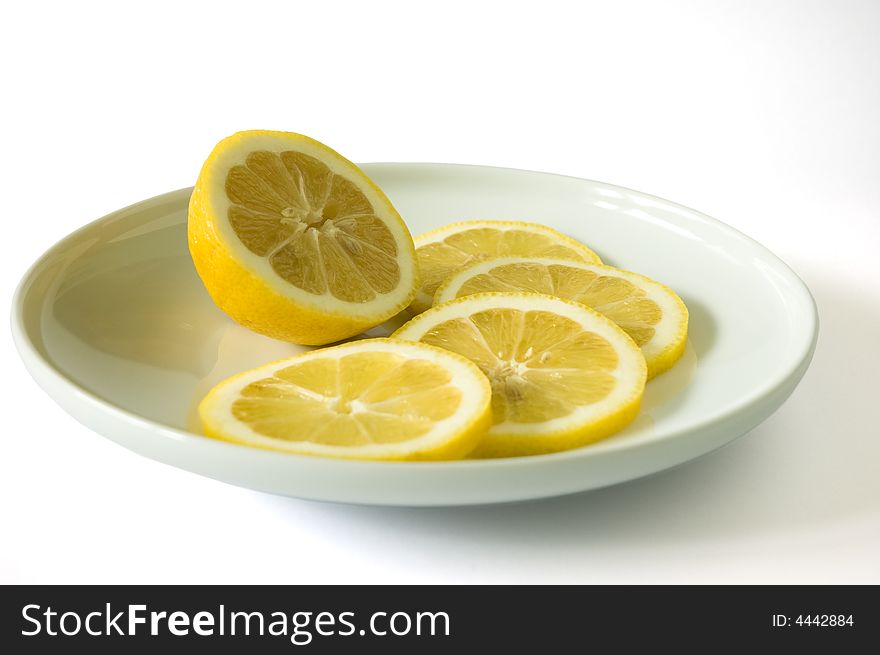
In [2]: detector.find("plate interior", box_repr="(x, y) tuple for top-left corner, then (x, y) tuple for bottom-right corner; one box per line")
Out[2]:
(21, 165), (814, 456)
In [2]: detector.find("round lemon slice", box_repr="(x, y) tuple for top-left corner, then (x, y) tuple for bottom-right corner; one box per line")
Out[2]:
(435, 257), (688, 378)
(199, 339), (492, 461)
(188, 130), (418, 345)
(410, 220), (601, 314)
(394, 293), (647, 458)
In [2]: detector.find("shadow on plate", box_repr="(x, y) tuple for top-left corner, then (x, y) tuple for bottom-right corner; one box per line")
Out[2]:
(679, 296), (717, 357)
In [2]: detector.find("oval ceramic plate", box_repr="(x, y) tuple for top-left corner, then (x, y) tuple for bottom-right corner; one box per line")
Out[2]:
(12, 164), (817, 506)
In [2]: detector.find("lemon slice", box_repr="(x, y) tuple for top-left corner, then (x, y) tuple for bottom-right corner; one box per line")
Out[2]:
(199, 339), (492, 461)
(188, 130), (418, 345)
(410, 220), (601, 314)
(435, 257), (688, 378)
(394, 293), (646, 457)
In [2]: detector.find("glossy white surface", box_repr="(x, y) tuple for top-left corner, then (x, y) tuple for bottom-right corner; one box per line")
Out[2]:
(12, 164), (817, 506)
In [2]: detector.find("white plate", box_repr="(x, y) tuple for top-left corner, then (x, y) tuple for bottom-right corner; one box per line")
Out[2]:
(12, 164), (817, 506)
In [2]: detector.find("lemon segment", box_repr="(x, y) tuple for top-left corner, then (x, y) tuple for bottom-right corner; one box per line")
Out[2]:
(435, 257), (688, 378)
(410, 220), (601, 314)
(188, 130), (418, 345)
(199, 339), (492, 461)
(394, 293), (647, 457)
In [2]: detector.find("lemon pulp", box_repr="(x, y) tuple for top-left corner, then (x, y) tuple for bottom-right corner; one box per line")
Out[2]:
(225, 150), (400, 302)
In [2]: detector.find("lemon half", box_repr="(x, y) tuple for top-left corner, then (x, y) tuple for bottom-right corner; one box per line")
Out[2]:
(188, 130), (418, 344)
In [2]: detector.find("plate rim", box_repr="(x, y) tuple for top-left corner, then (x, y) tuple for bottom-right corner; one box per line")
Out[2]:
(11, 162), (819, 475)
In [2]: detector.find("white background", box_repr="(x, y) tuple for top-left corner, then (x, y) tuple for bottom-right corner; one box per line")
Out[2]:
(2, 0), (878, 583)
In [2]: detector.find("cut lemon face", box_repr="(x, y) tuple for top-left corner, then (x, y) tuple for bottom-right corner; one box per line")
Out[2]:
(410, 220), (601, 314)
(435, 257), (688, 378)
(199, 339), (492, 461)
(188, 130), (418, 345)
(394, 293), (646, 457)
